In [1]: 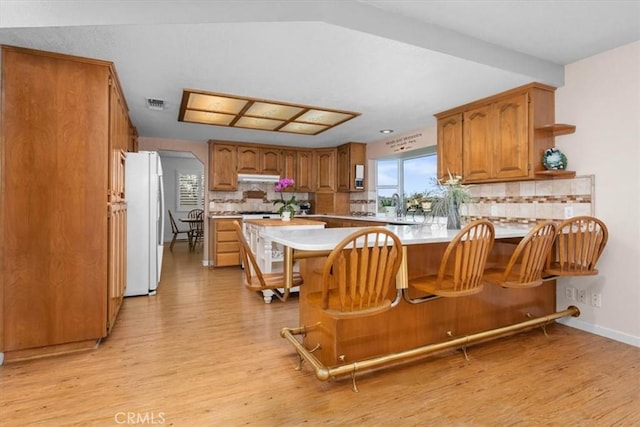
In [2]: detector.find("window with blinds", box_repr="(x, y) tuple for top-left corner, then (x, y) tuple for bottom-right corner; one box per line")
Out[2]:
(177, 171), (204, 210)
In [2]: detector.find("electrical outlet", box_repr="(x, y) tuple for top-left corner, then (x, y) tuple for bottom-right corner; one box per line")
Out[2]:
(591, 292), (602, 308)
(577, 289), (587, 304)
(564, 206), (574, 218)
(491, 205), (498, 216)
(565, 287), (576, 301)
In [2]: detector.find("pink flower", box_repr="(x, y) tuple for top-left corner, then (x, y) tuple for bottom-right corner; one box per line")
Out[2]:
(274, 178), (295, 192)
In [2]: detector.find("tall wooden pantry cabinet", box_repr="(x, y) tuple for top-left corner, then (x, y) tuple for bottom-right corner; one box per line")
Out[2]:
(0, 45), (132, 361)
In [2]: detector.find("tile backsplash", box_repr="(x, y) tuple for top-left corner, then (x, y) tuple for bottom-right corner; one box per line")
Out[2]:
(348, 175), (594, 223)
(209, 182), (310, 214)
(210, 176), (594, 223)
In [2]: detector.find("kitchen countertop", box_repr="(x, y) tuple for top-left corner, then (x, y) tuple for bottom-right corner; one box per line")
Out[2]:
(245, 218), (326, 227)
(261, 223), (532, 251)
(208, 212), (420, 225)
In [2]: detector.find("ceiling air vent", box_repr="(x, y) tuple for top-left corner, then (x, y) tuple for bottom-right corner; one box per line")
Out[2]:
(146, 98), (166, 111)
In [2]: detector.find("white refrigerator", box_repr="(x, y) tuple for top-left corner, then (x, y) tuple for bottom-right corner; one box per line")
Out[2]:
(125, 151), (165, 296)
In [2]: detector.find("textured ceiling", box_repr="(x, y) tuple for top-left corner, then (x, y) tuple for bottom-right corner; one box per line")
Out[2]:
(1, 0), (638, 148)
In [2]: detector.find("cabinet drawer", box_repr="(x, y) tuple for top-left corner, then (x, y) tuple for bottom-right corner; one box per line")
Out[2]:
(217, 230), (238, 241)
(217, 241), (239, 253)
(216, 220), (238, 231)
(215, 252), (241, 266)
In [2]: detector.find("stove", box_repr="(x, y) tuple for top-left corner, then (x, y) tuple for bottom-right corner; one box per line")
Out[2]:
(240, 212), (281, 234)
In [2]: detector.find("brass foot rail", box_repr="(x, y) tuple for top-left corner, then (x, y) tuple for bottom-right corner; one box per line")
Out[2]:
(281, 306), (580, 387)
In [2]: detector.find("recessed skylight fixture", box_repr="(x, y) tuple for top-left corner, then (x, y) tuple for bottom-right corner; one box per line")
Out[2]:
(178, 89), (360, 135)
(380, 129), (394, 134)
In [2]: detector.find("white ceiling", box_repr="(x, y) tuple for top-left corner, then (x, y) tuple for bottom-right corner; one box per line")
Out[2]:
(1, 0), (638, 148)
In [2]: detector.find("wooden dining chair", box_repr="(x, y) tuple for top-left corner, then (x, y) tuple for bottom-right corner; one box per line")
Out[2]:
(307, 227), (403, 318)
(408, 219), (495, 298)
(168, 209), (193, 251)
(544, 216), (608, 277)
(232, 220), (303, 299)
(483, 221), (557, 288)
(187, 208), (204, 251)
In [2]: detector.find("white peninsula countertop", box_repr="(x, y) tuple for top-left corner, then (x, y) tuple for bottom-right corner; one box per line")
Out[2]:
(262, 223), (532, 251)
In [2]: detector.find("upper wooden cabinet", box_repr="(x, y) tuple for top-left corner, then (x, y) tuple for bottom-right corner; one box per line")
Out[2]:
(314, 148), (337, 193)
(260, 147), (282, 175)
(237, 145), (282, 175)
(337, 142), (366, 192)
(237, 145), (260, 173)
(436, 83), (568, 183)
(209, 142), (238, 190)
(296, 150), (315, 192)
(436, 112), (463, 180)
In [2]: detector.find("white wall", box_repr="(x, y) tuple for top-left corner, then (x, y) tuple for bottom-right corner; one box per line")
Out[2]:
(554, 40), (640, 346)
(160, 156), (204, 243)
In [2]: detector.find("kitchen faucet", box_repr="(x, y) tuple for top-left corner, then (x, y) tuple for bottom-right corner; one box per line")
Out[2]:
(391, 193), (403, 218)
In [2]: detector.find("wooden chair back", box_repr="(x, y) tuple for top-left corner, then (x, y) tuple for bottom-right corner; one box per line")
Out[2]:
(545, 216), (608, 276)
(320, 227), (403, 318)
(410, 219), (495, 298)
(168, 210), (179, 234)
(187, 209), (204, 250)
(484, 221), (557, 288)
(232, 220), (268, 289)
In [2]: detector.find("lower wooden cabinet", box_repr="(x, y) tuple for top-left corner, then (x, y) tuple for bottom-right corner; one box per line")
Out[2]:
(211, 218), (241, 267)
(108, 203), (127, 333)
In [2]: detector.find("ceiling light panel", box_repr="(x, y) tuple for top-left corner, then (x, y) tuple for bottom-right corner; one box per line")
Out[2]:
(179, 89), (360, 135)
(186, 93), (247, 114)
(245, 102), (303, 120)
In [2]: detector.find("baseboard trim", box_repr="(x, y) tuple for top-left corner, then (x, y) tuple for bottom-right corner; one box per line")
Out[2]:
(557, 317), (640, 348)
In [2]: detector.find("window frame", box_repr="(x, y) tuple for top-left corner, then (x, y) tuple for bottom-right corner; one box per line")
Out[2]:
(176, 169), (205, 212)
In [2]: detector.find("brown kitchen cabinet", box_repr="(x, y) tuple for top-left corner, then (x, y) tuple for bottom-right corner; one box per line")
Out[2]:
(314, 148), (337, 192)
(436, 112), (463, 180)
(282, 150), (297, 182)
(0, 45), (132, 360)
(237, 145), (282, 175)
(237, 145), (261, 173)
(211, 218), (241, 267)
(209, 142), (238, 190)
(107, 203), (127, 333)
(337, 142), (366, 192)
(436, 82), (568, 183)
(296, 150), (315, 192)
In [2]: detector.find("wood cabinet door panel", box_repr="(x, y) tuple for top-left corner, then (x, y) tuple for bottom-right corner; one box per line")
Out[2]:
(437, 113), (463, 180)
(492, 94), (529, 179)
(237, 146), (260, 173)
(315, 149), (336, 192)
(462, 106), (492, 182)
(296, 150), (315, 192)
(337, 145), (349, 191)
(260, 148), (282, 175)
(210, 143), (237, 190)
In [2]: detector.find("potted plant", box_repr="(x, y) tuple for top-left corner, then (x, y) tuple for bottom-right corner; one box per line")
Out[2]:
(427, 173), (474, 229)
(380, 197), (396, 217)
(273, 178), (298, 220)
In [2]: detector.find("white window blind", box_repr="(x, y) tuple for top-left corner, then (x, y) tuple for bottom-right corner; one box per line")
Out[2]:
(177, 171), (204, 210)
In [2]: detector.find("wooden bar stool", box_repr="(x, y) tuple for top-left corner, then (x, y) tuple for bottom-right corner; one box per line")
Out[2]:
(232, 221), (303, 301)
(307, 227), (404, 318)
(408, 219), (495, 298)
(483, 221), (557, 288)
(544, 216), (608, 277)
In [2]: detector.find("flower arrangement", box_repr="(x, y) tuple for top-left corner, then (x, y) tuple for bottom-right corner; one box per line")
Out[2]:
(427, 173), (474, 229)
(273, 177), (298, 218)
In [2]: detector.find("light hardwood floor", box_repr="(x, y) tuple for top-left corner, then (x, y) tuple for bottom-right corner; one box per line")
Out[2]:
(1, 243), (639, 426)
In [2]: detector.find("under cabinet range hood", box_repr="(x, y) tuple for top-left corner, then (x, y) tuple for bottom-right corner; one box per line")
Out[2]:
(237, 173), (281, 183)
